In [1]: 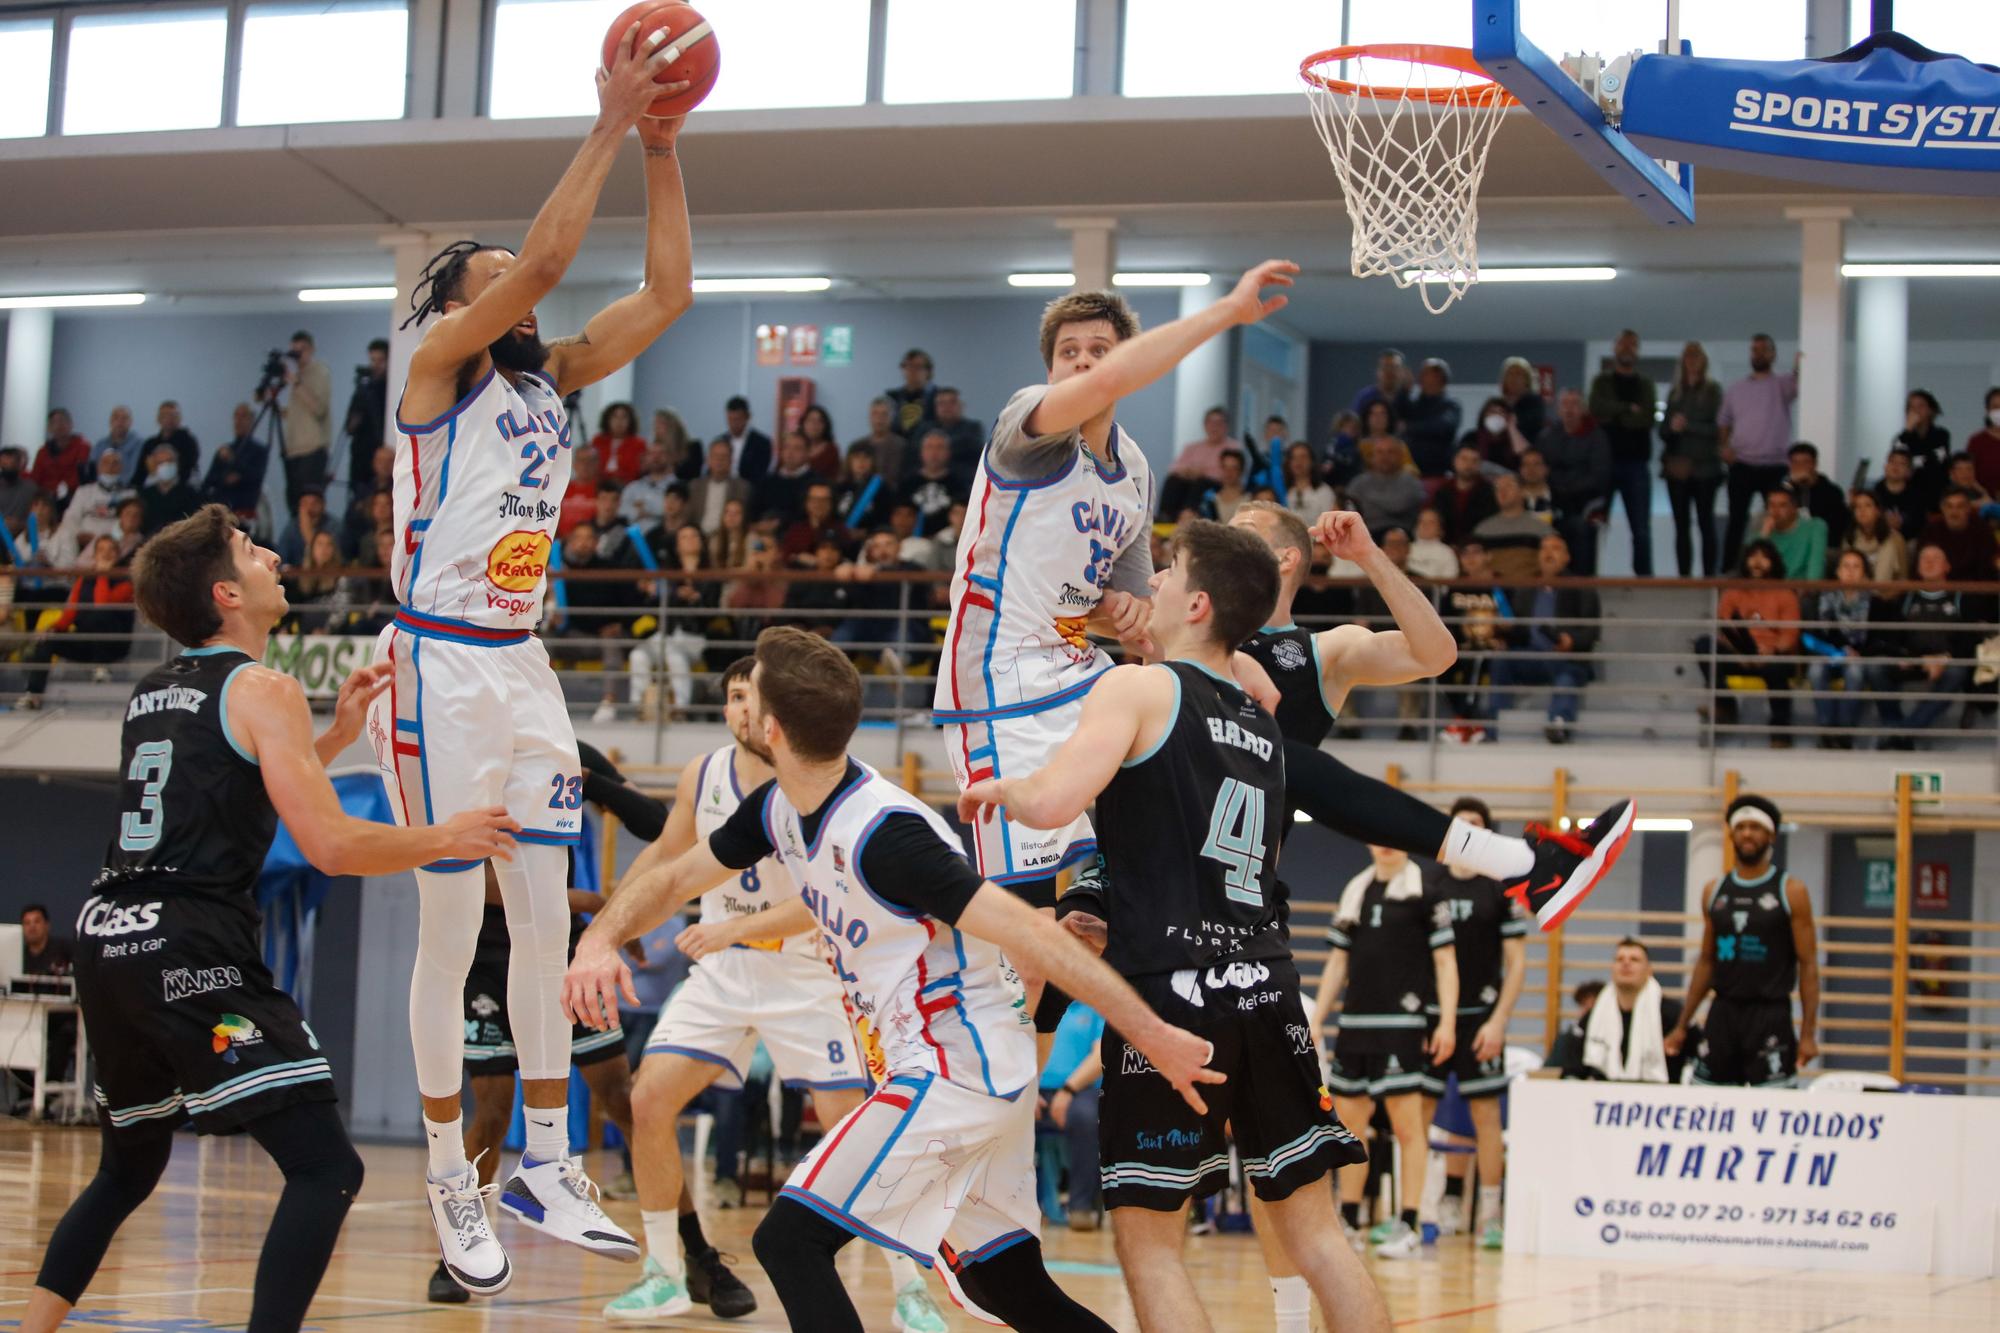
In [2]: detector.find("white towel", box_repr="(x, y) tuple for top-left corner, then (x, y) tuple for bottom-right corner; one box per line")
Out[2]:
(1583, 979), (1668, 1083)
(1336, 860), (1425, 928)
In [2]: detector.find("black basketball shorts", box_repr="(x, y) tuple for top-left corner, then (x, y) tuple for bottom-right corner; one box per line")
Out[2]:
(1693, 997), (1798, 1088)
(462, 933), (624, 1078)
(74, 890), (335, 1136)
(1099, 956), (1365, 1211)
(1427, 1013), (1512, 1099)
(1328, 1024), (1443, 1100)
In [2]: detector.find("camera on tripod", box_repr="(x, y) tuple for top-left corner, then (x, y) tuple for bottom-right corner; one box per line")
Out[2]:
(257, 347), (298, 397)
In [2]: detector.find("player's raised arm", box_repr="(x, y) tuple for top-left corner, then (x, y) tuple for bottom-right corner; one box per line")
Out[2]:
(545, 114), (694, 394)
(405, 27), (686, 376)
(1026, 260), (1296, 438)
(1310, 509), (1456, 695)
(956, 663), (1173, 831)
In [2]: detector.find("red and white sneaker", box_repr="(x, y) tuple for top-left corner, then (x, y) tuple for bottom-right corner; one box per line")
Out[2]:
(1507, 799), (1636, 931)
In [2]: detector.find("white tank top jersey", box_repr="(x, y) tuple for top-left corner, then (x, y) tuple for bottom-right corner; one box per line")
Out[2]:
(393, 364), (574, 631)
(764, 766), (1035, 1097)
(934, 383), (1155, 723)
(690, 744), (817, 960)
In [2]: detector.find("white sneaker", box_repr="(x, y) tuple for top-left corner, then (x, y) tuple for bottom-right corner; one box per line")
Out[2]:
(1343, 1222), (1368, 1254)
(425, 1165), (512, 1297)
(592, 699), (618, 724)
(499, 1153), (640, 1260)
(1436, 1195), (1466, 1236)
(1374, 1220), (1421, 1260)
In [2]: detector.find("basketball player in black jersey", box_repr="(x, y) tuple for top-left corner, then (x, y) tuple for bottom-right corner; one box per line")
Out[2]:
(23, 506), (515, 1333)
(1230, 501), (1634, 929)
(961, 520), (1390, 1333)
(1667, 794), (1820, 1087)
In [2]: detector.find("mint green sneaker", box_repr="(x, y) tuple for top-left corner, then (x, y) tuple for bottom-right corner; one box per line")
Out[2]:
(893, 1276), (949, 1333)
(603, 1256), (693, 1323)
(1367, 1219), (1393, 1245)
(1479, 1219), (1505, 1250)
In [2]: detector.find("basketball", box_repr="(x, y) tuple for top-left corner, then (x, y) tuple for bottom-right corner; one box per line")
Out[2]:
(600, 1), (719, 120)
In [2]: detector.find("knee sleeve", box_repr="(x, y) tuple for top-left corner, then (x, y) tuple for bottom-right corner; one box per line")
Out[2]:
(36, 1119), (176, 1303)
(410, 864), (485, 1098)
(752, 1198), (862, 1333)
(953, 1238), (1115, 1333)
(493, 843), (573, 1081)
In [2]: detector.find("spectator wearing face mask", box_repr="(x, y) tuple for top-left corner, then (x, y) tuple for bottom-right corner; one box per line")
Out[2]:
(138, 444), (200, 536)
(1460, 397), (1529, 474)
(1968, 387), (2000, 497)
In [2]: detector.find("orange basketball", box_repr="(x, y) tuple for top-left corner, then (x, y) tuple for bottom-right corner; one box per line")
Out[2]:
(600, 1), (720, 120)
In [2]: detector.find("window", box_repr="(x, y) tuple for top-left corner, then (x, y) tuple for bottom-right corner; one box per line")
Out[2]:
(64, 8), (228, 135)
(488, 0), (867, 120)
(239, 1), (409, 126)
(0, 20), (54, 138)
(1342, 0), (1806, 71)
(1122, 0), (1330, 97)
(1850, 1), (2000, 61)
(884, 0), (1074, 104)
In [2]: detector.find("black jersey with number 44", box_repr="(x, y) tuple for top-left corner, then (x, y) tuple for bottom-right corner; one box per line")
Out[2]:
(1095, 660), (1290, 978)
(1237, 623), (1335, 746)
(95, 647), (279, 900)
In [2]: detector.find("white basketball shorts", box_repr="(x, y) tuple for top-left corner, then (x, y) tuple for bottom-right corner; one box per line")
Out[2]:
(943, 695), (1096, 891)
(645, 946), (867, 1093)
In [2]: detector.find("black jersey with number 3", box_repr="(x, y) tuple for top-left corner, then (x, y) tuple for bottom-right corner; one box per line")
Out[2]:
(95, 647), (278, 899)
(1095, 660), (1289, 978)
(1237, 623), (1335, 746)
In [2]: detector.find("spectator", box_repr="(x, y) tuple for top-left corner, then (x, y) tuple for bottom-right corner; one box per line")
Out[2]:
(1759, 485), (1827, 580)
(20, 903), (75, 976)
(1947, 452), (1993, 506)
(1807, 549), (1878, 747)
(1589, 329), (1658, 576)
(1281, 441), (1334, 521)
(1355, 401), (1415, 478)
(1969, 386), (2000, 497)
(834, 442), (889, 531)
(786, 404), (835, 480)
(349, 528), (399, 635)
(1536, 389), (1612, 574)
(343, 489), (394, 563)
(285, 529), (350, 633)
(1545, 979), (1607, 1075)
(899, 429), (966, 534)
(53, 451), (134, 565)
(780, 482), (851, 565)
(721, 533), (786, 639)
(1459, 395), (1529, 474)
(138, 444), (200, 536)
(14, 535), (135, 706)
(1437, 444), (1499, 545)
(347, 443), (395, 518)
(621, 441), (687, 526)
(1201, 449), (1251, 524)
(1439, 539), (1510, 740)
(849, 396), (908, 488)
(688, 438), (749, 536)
(1919, 487), (1999, 582)
(651, 408), (700, 481)
(200, 403), (270, 521)
(274, 488), (329, 569)
(1162, 406), (1241, 517)
(551, 521), (644, 723)
(887, 499), (941, 571)
(109, 497), (146, 561)
(719, 395), (772, 482)
(630, 523), (717, 721)
(558, 444), (602, 537)
(1036, 1001), (1106, 1232)
(1695, 538), (1800, 747)
(886, 347), (937, 438)
(1871, 448), (1927, 537)
(832, 529), (923, 693)
(277, 330), (333, 511)
(930, 388), (984, 472)
(1717, 334), (1800, 569)
(1323, 409), (1364, 487)
(753, 429), (816, 529)
(31, 409), (93, 505)
(643, 483), (690, 561)
(15, 493), (61, 572)
(1782, 442), (1849, 547)
(1866, 542), (1990, 747)
(144, 400), (200, 482)
(1497, 355), (1547, 443)
(341, 337), (390, 493)
(1896, 388), (1951, 508)
(591, 402), (647, 482)
(1407, 509), (1460, 580)
(587, 480), (637, 563)
(1492, 532), (1598, 743)
(1517, 448), (1557, 519)
(1397, 357), (1463, 476)
(1345, 435), (1427, 538)
(783, 537), (853, 636)
(1842, 490), (1909, 583)
(1351, 347), (1408, 425)
(1565, 940), (1685, 1083)
(1660, 339), (1724, 577)
(1470, 472), (1549, 584)
(98, 405), (147, 483)
(706, 496), (750, 569)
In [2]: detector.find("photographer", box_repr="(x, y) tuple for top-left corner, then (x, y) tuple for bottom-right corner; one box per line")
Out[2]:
(343, 337), (390, 498)
(266, 329), (332, 513)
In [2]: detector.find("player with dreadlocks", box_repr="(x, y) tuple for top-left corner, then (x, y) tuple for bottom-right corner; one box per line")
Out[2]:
(363, 28), (696, 1296)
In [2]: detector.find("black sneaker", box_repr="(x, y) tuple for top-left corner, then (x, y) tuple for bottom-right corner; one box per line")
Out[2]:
(1507, 799), (1636, 931)
(427, 1258), (470, 1304)
(686, 1246), (757, 1319)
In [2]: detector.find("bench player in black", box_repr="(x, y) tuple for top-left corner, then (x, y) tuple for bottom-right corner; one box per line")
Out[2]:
(1229, 501), (1633, 929)
(23, 505), (515, 1333)
(1668, 794), (1820, 1087)
(960, 519), (1390, 1333)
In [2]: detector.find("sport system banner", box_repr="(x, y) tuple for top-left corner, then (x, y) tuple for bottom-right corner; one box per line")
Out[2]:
(1506, 1079), (2000, 1274)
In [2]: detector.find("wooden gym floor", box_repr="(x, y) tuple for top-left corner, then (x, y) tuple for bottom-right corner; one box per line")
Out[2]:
(0, 1125), (1993, 1331)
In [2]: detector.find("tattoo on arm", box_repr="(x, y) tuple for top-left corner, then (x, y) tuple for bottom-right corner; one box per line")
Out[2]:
(549, 332), (592, 348)
(644, 145), (676, 159)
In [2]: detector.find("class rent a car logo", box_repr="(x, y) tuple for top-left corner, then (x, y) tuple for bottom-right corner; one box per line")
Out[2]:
(211, 1013), (263, 1063)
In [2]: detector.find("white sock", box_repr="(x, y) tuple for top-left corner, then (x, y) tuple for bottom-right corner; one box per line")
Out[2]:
(1440, 817), (1535, 880)
(1478, 1185), (1504, 1227)
(642, 1209), (685, 1279)
(523, 1106), (567, 1164)
(886, 1251), (922, 1291)
(1270, 1275), (1310, 1333)
(424, 1114), (468, 1180)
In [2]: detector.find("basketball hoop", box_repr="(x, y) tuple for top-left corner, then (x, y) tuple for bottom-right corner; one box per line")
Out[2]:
(1301, 45), (1517, 314)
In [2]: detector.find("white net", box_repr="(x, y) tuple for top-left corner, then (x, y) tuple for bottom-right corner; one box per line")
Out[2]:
(1302, 49), (1514, 315)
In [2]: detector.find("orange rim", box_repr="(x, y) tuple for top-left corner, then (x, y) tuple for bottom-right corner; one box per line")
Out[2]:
(1301, 43), (1518, 107)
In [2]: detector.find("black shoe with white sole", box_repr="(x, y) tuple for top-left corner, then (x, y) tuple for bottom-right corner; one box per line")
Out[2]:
(427, 1259), (470, 1304)
(1506, 799), (1636, 930)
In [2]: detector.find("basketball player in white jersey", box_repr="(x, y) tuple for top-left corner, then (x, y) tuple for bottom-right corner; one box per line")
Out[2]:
(600, 657), (949, 1331)
(566, 627), (1221, 1333)
(365, 29), (694, 1294)
(936, 262), (1296, 1029)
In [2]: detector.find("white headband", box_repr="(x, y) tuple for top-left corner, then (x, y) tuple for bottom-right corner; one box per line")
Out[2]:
(1728, 806), (1775, 832)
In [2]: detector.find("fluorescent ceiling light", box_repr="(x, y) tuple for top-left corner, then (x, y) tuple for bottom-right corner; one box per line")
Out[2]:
(1568, 815), (1695, 833)
(1841, 262), (2000, 278)
(298, 286), (395, 302)
(1113, 272), (1212, 287)
(0, 292), (145, 309)
(691, 277), (832, 293)
(1404, 267), (1617, 284)
(1009, 272), (1075, 288)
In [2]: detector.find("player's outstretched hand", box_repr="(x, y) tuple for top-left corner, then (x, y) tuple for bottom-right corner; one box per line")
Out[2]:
(956, 779), (1007, 826)
(1222, 260), (1297, 326)
(325, 662), (391, 750)
(563, 939), (636, 1031)
(596, 21), (692, 131)
(438, 806), (520, 864)
(1311, 508), (1378, 563)
(1137, 1022), (1226, 1116)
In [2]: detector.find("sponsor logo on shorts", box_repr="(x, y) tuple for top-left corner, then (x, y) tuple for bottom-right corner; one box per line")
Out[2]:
(211, 1013), (263, 1064)
(1270, 638), (1308, 672)
(162, 965), (242, 1002)
(1286, 1023), (1315, 1056)
(1399, 991), (1423, 1013)
(1170, 961), (1277, 1010)
(82, 900), (162, 939)
(1135, 1127), (1203, 1151)
(470, 993), (500, 1018)
(1120, 1042), (1156, 1076)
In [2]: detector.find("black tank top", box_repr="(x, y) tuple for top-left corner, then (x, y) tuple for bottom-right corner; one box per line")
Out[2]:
(1709, 867), (1796, 1002)
(1237, 623), (1335, 746)
(1096, 661), (1290, 978)
(94, 647), (278, 900)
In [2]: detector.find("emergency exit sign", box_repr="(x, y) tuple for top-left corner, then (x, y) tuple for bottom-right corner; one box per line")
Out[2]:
(1893, 771), (1943, 803)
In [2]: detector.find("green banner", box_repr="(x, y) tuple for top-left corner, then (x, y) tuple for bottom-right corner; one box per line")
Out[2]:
(264, 633), (377, 698)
